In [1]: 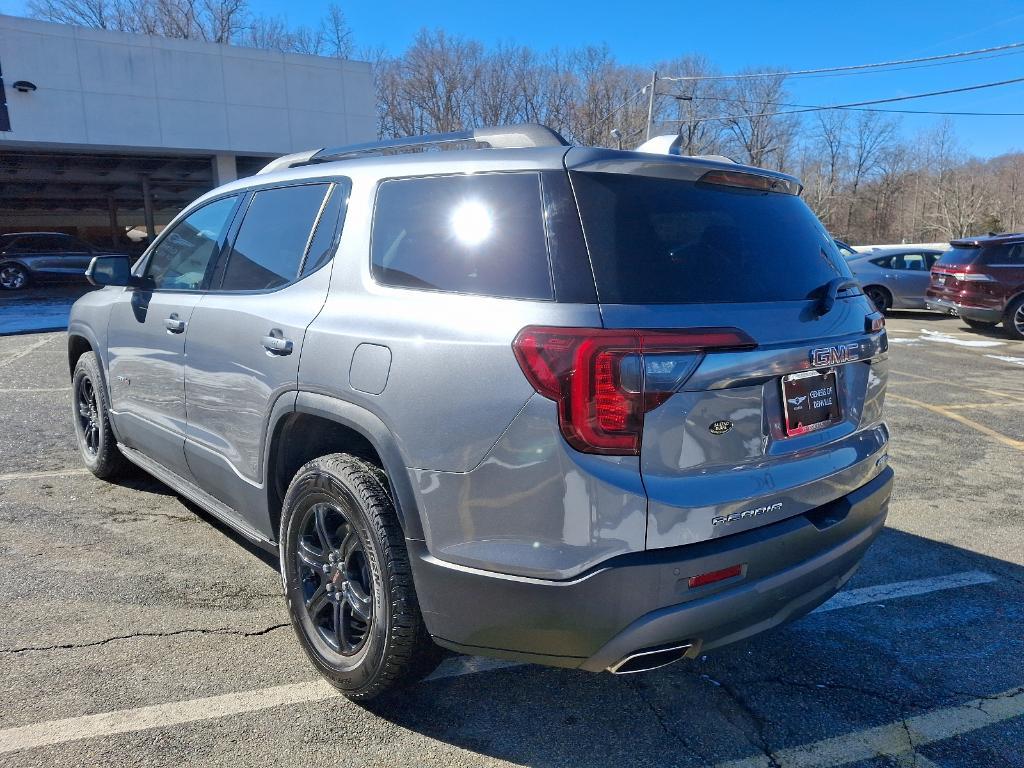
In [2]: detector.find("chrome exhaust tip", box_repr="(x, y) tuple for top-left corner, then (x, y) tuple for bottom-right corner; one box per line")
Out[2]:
(607, 643), (692, 675)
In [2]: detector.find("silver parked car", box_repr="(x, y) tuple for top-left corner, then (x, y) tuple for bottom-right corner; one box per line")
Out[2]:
(848, 247), (945, 312)
(68, 124), (893, 702)
(0, 232), (120, 290)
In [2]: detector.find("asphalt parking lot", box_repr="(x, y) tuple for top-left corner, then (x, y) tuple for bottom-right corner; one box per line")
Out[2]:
(1, 311), (1023, 768)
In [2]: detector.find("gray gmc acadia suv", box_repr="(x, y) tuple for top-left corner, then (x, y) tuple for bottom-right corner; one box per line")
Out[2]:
(67, 124), (893, 701)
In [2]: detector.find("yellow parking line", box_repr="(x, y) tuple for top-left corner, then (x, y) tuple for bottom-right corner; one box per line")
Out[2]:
(887, 393), (1024, 452)
(715, 686), (1024, 768)
(889, 370), (1024, 404)
(0, 468), (90, 483)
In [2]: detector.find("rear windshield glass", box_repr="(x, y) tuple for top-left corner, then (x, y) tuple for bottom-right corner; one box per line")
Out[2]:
(570, 171), (851, 304)
(937, 247), (980, 267)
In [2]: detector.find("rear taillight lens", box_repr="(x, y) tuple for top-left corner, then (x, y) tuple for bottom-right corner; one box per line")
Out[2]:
(512, 327), (756, 455)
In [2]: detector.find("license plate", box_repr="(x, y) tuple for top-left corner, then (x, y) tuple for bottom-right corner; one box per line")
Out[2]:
(781, 369), (841, 436)
(935, 274), (946, 285)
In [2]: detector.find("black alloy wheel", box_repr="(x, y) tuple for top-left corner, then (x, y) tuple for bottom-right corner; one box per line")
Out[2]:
(76, 375), (101, 457)
(295, 501), (375, 657)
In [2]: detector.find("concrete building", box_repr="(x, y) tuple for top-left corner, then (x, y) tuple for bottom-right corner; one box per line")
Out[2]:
(0, 14), (376, 248)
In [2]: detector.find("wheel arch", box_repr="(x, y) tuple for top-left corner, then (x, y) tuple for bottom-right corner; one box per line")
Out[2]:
(265, 392), (425, 543)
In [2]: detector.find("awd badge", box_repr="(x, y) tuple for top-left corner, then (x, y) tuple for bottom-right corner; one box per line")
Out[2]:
(709, 420), (733, 436)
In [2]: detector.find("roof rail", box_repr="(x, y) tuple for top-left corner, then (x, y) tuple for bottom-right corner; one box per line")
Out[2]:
(257, 123), (569, 174)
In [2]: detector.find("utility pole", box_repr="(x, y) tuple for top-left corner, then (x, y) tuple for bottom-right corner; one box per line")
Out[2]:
(645, 70), (658, 141)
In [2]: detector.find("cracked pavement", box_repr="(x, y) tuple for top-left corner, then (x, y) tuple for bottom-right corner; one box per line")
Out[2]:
(1, 311), (1023, 767)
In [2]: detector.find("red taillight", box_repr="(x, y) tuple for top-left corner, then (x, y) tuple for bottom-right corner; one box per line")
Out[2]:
(512, 326), (757, 455)
(688, 563), (744, 589)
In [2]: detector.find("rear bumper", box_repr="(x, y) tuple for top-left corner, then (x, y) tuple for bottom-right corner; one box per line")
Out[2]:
(925, 296), (1002, 322)
(410, 466), (893, 671)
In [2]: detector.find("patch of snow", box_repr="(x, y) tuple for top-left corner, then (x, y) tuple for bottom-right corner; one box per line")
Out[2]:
(985, 354), (1024, 367)
(918, 329), (1004, 348)
(0, 298), (75, 334)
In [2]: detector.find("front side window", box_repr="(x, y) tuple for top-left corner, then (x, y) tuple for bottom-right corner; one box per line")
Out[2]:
(143, 196), (238, 291)
(219, 183), (330, 291)
(371, 173), (553, 300)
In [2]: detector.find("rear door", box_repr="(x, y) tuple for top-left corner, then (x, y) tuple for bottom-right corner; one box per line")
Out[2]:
(183, 180), (348, 537)
(891, 252), (932, 306)
(568, 158), (889, 549)
(106, 195), (241, 478)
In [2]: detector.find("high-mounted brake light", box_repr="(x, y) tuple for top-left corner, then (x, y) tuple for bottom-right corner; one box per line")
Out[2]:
(513, 327), (757, 455)
(698, 169), (801, 195)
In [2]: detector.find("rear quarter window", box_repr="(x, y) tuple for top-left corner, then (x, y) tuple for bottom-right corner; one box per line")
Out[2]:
(371, 172), (553, 300)
(569, 171), (850, 304)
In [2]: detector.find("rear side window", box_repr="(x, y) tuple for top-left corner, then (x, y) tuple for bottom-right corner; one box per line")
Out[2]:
(570, 172), (850, 304)
(371, 173), (553, 300)
(982, 243), (1024, 265)
(220, 183), (330, 291)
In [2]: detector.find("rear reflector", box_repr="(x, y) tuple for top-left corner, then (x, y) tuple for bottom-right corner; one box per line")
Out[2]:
(688, 564), (743, 589)
(513, 327), (756, 455)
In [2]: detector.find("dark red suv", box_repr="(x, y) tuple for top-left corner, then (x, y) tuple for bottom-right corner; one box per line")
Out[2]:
(926, 233), (1024, 339)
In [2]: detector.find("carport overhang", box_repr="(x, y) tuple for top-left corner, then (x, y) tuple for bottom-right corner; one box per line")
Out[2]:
(0, 143), (270, 243)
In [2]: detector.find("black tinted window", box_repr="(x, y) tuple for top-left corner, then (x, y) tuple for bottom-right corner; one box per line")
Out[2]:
(15, 234), (72, 252)
(145, 196), (238, 291)
(371, 173), (553, 300)
(301, 182), (350, 277)
(937, 247), (980, 267)
(220, 184), (329, 291)
(870, 255), (892, 268)
(983, 243), (1024, 265)
(571, 172), (850, 304)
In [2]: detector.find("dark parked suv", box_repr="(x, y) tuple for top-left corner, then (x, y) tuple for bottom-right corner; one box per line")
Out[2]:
(68, 125), (893, 701)
(926, 233), (1024, 339)
(0, 232), (119, 290)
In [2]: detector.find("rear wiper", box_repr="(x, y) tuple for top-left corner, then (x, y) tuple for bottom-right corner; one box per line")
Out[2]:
(816, 278), (860, 316)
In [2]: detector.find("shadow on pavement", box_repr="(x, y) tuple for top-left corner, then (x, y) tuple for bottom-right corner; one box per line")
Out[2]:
(365, 529), (1024, 768)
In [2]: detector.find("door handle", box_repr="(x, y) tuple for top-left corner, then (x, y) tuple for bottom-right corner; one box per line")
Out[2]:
(261, 334), (293, 355)
(164, 315), (186, 333)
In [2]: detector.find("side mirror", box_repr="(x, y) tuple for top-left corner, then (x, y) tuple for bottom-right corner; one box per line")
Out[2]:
(87, 254), (136, 288)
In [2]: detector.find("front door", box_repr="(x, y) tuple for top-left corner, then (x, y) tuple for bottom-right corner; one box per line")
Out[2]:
(106, 195), (240, 478)
(183, 181), (347, 537)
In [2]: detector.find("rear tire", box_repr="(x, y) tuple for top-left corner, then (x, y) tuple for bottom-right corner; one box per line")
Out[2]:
(864, 285), (892, 314)
(962, 318), (997, 330)
(1004, 296), (1024, 340)
(0, 263), (29, 291)
(280, 453), (443, 701)
(72, 352), (128, 479)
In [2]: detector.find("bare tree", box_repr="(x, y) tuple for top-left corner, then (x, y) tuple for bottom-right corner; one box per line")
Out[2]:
(720, 71), (797, 169)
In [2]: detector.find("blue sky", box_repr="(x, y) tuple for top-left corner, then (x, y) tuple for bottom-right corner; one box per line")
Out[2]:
(7, 0), (1024, 156)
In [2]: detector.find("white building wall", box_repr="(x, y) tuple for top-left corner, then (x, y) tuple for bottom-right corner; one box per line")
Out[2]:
(0, 14), (376, 154)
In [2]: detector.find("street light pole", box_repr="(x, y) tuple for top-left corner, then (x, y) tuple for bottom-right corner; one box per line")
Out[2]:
(645, 70), (658, 141)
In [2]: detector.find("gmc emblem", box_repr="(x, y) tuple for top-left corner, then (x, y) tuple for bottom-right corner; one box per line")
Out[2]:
(810, 343), (860, 367)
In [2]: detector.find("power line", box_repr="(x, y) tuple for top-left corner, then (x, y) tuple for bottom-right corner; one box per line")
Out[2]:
(660, 75), (1024, 124)
(679, 93), (1024, 117)
(658, 41), (1024, 82)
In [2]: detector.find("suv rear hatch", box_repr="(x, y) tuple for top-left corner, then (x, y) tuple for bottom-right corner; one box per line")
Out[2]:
(928, 244), (985, 304)
(564, 150), (889, 549)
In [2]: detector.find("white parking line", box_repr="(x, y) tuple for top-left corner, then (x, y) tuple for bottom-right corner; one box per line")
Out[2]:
(0, 570), (998, 754)
(714, 685), (1024, 768)
(0, 336), (55, 368)
(813, 570), (997, 613)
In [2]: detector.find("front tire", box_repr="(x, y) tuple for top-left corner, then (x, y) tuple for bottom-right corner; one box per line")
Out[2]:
(72, 352), (128, 479)
(1004, 296), (1024, 340)
(280, 454), (443, 701)
(0, 263), (29, 290)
